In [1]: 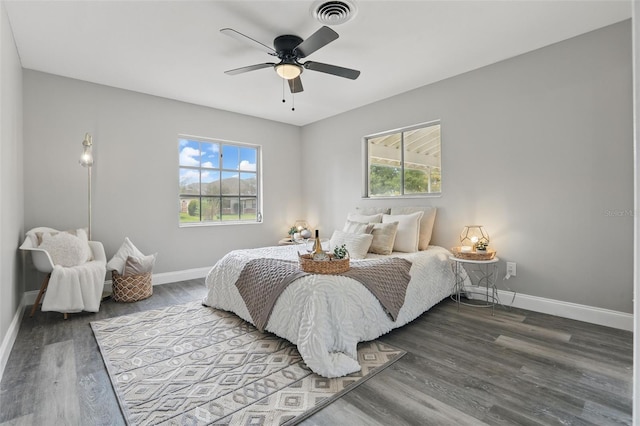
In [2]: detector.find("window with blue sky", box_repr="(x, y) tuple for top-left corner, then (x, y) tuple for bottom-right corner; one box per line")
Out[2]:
(179, 136), (261, 225)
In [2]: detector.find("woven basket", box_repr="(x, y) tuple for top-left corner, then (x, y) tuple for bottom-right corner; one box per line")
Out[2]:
(299, 253), (349, 274)
(451, 247), (497, 261)
(112, 270), (153, 302)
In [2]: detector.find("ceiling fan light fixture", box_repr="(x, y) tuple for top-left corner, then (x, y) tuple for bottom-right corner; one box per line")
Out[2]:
(275, 63), (302, 80)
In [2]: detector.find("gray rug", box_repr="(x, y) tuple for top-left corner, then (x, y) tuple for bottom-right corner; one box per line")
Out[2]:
(91, 301), (405, 425)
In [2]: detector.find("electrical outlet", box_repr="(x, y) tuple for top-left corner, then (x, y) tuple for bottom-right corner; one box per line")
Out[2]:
(506, 262), (517, 277)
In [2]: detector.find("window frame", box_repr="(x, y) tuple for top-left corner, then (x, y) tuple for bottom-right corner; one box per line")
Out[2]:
(178, 135), (263, 227)
(362, 120), (442, 199)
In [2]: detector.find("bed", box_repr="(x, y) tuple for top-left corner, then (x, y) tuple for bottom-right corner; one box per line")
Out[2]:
(202, 242), (455, 378)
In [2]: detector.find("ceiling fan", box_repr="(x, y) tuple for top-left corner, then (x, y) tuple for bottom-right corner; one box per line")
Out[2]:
(221, 26), (360, 94)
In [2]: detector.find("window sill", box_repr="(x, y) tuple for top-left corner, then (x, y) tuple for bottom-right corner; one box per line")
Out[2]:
(361, 193), (442, 200)
(179, 221), (263, 228)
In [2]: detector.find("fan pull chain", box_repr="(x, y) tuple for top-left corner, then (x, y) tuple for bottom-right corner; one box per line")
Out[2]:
(282, 78), (286, 103)
(291, 92), (295, 111)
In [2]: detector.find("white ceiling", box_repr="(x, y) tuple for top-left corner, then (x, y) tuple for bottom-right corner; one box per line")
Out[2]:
(4, 0), (632, 126)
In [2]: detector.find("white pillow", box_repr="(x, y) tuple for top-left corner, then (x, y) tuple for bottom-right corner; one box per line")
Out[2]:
(74, 228), (93, 261)
(346, 212), (383, 224)
(368, 222), (399, 255)
(107, 237), (145, 275)
(383, 211), (423, 253)
(124, 253), (157, 276)
(36, 228), (92, 262)
(390, 206), (437, 250)
(330, 230), (373, 260)
(342, 220), (374, 234)
(39, 232), (88, 267)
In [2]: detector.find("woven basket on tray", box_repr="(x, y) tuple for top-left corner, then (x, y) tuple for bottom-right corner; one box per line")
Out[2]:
(298, 253), (350, 274)
(450, 247), (497, 261)
(111, 270), (153, 302)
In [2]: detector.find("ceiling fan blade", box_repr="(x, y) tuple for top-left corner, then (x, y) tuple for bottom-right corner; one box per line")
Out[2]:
(303, 61), (360, 80)
(224, 63), (275, 75)
(220, 28), (277, 56)
(294, 26), (339, 58)
(288, 76), (304, 93)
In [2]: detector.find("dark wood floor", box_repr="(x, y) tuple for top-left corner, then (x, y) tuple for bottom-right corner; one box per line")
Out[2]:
(0, 279), (633, 425)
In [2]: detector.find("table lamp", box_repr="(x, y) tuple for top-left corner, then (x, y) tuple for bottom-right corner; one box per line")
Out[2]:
(460, 225), (489, 251)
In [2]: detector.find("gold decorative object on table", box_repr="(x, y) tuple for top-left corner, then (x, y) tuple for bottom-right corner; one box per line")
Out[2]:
(451, 246), (497, 261)
(298, 253), (350, 274)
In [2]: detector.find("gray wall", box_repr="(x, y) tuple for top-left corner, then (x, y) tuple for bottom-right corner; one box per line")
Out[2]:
(22, 71), (302, 289)
(301, 21), (633, 313)
(632, 0), (639, 416)
(18, 21), (634, 315)
(0, 2), (24, 363)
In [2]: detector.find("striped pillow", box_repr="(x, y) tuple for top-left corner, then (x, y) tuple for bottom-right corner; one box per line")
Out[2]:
(343, 219), (375, 234)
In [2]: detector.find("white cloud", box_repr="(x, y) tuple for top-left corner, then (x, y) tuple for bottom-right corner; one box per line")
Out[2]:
(180, 169), (199, 182)
(239, 160), (256, 171)
(179, 147), (200, 166)
(207, 144), (220, 154)
(202, 161), (214, 168)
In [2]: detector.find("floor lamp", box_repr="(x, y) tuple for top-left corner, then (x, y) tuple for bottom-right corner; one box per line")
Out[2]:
(79, 133), (93, 240)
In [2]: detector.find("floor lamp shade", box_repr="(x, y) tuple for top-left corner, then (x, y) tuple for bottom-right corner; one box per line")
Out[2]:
(79, 133), (93, 239)
(80, 133), (93, 166)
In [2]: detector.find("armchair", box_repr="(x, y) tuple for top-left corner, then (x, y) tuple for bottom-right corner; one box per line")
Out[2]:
(20, 227), (107, 319)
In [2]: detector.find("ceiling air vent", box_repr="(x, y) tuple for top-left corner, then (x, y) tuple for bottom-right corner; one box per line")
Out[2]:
(311, 0), (357, 26)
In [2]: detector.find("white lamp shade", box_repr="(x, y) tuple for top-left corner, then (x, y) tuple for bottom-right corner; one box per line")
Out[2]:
(294, 220), (309, 231)
(275, 63), (302, 80)
(79, 133), (93, 167)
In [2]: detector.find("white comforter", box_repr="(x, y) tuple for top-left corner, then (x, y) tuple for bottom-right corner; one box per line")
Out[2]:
(203, 244), (454, 378)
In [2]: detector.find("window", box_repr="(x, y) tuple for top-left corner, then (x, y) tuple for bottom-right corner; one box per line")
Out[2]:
(179, 136), (261, 225)
(363, 121), (441, 197)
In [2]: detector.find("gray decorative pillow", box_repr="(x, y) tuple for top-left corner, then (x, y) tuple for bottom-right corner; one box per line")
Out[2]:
(124, 253), (157, 276)
(39, 232), (88, 267)
(330, 230), (373, 259)
(368, 222), (399, 255)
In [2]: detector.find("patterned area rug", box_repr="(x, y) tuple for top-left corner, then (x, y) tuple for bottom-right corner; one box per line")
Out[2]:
(91, 301), (405, 425)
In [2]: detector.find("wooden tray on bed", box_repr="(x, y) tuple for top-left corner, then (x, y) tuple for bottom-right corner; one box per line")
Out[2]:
(299, 253), (350, 274)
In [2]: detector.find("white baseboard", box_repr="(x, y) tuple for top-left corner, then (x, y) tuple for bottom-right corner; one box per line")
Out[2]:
(24, 266), (212, 305)
(462, 286), (633, 331)
(149, 267), (211, 285)
(21, 268), (633, 332)
(0, 295), (26, 383)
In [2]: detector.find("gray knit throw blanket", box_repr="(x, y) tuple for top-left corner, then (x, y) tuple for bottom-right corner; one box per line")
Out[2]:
(235, 257), (412, 331)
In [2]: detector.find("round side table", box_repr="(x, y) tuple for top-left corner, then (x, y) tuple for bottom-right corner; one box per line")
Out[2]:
(449, 255), (500, 315)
